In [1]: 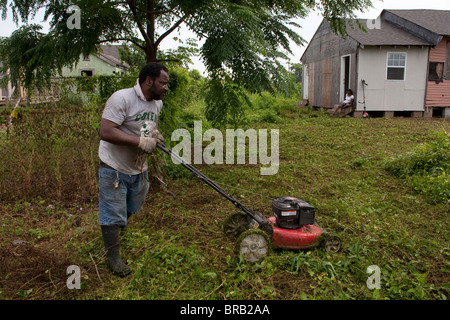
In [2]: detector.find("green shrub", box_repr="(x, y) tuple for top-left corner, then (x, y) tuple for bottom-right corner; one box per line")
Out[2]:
(244, 89), (301, 123)
(408, 173), (449, 204)
(384, 131), (449, 203)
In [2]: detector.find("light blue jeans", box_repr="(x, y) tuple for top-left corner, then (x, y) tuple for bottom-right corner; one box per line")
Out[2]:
(98, 163), (150, 226)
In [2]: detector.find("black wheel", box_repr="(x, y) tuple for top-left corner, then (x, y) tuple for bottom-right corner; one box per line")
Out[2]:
(223, 212), (249, 238)
(236, 229), (271, 263)
(324, 234), (342, 253)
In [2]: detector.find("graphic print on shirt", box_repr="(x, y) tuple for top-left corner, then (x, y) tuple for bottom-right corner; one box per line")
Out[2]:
(140, 120), (156, 138)
(135, 111), (158, 122)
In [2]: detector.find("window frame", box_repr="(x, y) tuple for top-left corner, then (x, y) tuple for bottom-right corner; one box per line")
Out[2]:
(386, 52), (407, 81)
(428, 61), (445, 83)
(80, 69), (94, 77)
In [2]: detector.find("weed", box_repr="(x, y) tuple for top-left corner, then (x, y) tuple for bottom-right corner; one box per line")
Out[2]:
(384, 130), (450, 204)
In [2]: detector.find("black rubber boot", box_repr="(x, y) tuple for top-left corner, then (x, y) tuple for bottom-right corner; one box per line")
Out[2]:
(120, 212), (133, 236)
(101, 225), (131, 277)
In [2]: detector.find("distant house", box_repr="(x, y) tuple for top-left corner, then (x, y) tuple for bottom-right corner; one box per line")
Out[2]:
(0, 44), (130, 107)
(300, 9), (450, 118)
(61, 44), (129, 77)
(386, 10), (450, 117)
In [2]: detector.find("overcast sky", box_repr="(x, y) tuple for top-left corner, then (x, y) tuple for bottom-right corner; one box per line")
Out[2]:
(0, 0), (448, 73)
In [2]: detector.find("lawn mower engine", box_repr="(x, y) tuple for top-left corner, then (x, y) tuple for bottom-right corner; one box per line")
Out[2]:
(268, 196), (324, 250)
(272, 196), (315, 229)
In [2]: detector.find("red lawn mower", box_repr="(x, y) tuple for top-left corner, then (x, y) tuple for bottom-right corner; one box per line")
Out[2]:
(158, 144), (342, 263)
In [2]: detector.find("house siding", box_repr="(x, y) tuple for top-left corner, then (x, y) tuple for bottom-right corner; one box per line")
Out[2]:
(357, 46), (428, 111)
(301, 20), (359, 108)
(60, 54), (118, 77)
(426, 37), (450, 107)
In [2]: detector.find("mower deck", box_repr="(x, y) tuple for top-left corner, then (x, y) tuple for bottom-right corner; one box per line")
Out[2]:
(268, 217), (322, 250)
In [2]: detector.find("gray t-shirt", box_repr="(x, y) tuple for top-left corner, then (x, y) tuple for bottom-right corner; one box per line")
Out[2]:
(99, 79), (163, 175)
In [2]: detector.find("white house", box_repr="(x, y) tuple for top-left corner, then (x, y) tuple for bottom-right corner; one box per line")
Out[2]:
(301, 9), (450, 118)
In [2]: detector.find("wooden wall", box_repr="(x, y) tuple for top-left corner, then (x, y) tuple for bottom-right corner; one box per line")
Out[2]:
(301, 20), (358, 109)
(426, 36), (450, 107)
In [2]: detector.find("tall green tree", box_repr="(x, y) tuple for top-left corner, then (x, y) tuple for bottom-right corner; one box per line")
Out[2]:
(0, 0), (373, 125)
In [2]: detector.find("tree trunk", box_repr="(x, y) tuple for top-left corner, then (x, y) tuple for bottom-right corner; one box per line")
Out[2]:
(146, 46), (158, 63)
(146, 0), (157, 62)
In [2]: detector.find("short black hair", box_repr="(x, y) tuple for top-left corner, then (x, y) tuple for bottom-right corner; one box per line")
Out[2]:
(347, 89), (353, 94)
(139, 62), (168, 84)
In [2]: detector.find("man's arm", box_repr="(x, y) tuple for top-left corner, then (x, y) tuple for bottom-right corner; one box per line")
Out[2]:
(99, 118), (140, 147)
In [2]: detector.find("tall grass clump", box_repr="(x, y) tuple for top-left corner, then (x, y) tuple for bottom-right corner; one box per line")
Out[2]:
(243, 83), (302, 124)
(0, 104), (100, 202)
(383, 130), (449, 204)
(0, 70), (208, 201)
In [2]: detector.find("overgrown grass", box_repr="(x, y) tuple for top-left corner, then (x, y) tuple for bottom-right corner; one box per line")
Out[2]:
(0, 106), (100, 201)
(383, 131), (449, 204)
(0, 104), (449, 301)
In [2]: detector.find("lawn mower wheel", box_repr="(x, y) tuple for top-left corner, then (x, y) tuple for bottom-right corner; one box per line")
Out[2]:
(236, 229), (272, 263)
(223, 212), (250, 239)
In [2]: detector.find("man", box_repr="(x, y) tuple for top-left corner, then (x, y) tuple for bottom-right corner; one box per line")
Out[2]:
(98, 62), (169, 276)
(333, 89), (354, 116)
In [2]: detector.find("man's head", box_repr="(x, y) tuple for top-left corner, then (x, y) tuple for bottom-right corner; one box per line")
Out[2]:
(139, 62), (169, 101)
(347, 89), (353, 95)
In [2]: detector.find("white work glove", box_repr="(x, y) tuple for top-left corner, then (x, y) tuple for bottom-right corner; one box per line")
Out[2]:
(150, 129), (164, 144)
(138, 129), (164, 153)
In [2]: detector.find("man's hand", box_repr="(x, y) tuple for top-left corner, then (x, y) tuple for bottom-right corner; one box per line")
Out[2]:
(150, 129), (164, 144)
(138, 137), (162, 154)
(138, 129), (164, 153)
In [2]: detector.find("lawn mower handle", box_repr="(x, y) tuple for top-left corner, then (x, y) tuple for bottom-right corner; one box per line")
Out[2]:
(157, 143), (273, 235)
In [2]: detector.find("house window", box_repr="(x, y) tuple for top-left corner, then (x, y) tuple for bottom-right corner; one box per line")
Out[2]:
(429, 62), (444, 82)
(81, 70), (94, 77)
(387, 52), (406, 80)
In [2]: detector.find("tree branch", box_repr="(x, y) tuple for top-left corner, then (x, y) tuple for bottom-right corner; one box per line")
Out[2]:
(126, 0), (153, 50)
(135, 6), (173, 16)
(147, 0), (155, 45)
(154, 14), (189, 48)
(157, 58), (181, 63)
(118, 0), (172, 15)
(97, 38), (146, 50)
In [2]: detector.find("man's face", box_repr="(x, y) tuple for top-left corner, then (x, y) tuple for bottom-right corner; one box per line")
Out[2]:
(148, 70), (169, 100)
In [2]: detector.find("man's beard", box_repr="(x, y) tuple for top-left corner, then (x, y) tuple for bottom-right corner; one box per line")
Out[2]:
(149, 85), (165, 100)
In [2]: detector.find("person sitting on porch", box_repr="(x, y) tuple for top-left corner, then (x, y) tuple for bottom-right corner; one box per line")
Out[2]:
(333, 89), (354, 115)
